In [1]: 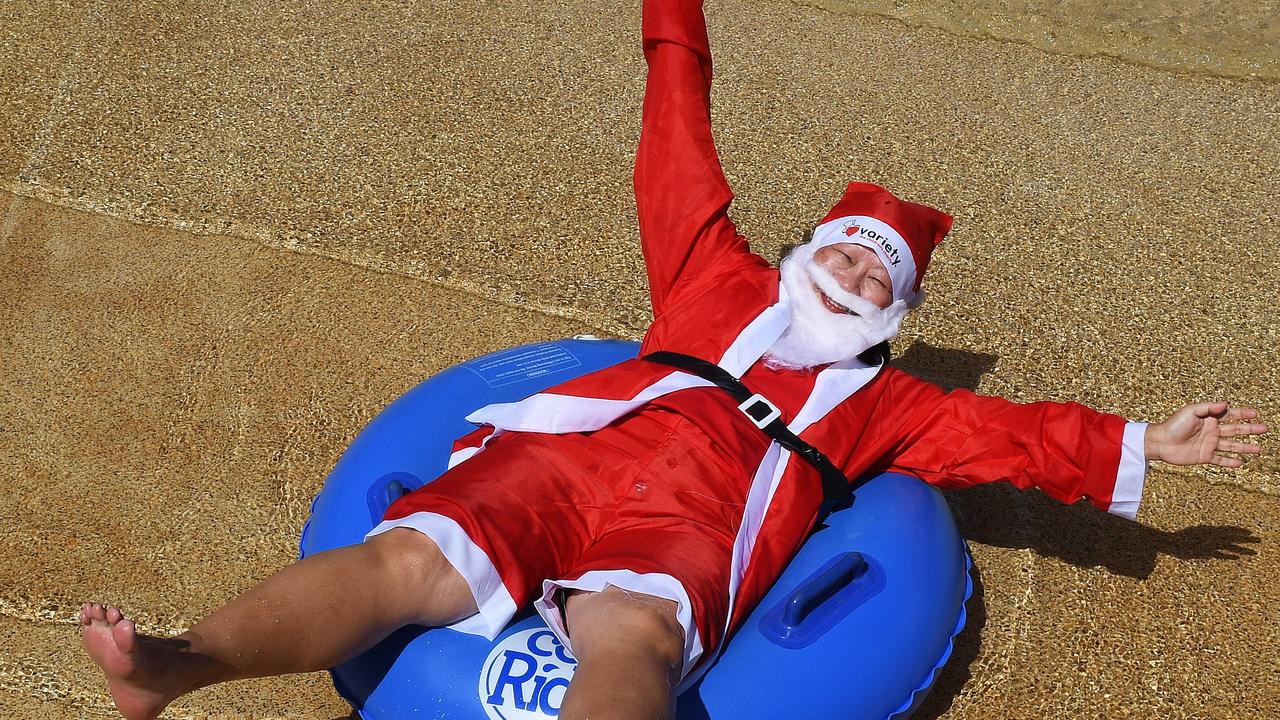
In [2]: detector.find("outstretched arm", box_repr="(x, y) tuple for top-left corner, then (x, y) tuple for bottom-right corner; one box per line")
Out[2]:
(637, 0), (756, 317)
(877, 372), (1148, 519)
(877, 373), (1269, 520)
(1144, 402), (1267, 467)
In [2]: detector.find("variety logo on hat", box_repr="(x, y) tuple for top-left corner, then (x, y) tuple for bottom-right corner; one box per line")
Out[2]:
(840, 221), (902, 267)
(479, 628), (578, 719)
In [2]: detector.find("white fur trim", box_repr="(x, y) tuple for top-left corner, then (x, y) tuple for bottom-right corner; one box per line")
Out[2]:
(728, 443), (788, 606)
(715, 286), (792, 378)
(1109, 422), (1148, 520)
(466, 371), (715, 434)
(365, 511), (517, 638)
(466, 291), (792, 434)
(533, 570), (706, 691)
(791, 357), (881, 432)
(447, 428), (503, 469)
(811, 214), (918, 304)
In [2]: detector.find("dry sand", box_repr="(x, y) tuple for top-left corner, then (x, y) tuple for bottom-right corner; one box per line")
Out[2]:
(2, 0), (1277, 717)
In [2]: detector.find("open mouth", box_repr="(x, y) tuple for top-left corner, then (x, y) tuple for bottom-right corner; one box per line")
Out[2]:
(815, 285), (858, 316)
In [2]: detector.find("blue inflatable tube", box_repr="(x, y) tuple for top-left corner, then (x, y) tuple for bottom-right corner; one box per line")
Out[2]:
(300, 338), (972, 719)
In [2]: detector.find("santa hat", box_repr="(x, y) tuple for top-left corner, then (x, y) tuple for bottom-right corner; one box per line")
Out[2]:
(809, 182), (953, 307)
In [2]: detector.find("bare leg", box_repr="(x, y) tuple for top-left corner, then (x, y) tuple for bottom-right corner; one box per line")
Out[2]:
(80, 528), (476, 720)
(557, 587), (686, 720)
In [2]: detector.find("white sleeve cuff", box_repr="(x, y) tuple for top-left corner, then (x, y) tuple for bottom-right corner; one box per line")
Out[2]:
(1108, 421), (1149, 520)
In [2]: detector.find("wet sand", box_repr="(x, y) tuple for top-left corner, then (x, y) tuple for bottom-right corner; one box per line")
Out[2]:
(802, 0), (1279, 81)
(2, 0), (1277, 717)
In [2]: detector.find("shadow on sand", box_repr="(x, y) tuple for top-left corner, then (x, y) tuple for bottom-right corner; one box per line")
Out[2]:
(888, 342), (1258, 718)
(893, 340), (999, 393)
(948, 483), (1259, 580)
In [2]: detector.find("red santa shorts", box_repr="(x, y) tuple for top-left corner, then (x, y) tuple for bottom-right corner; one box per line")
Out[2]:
(365, 408), (753, 678)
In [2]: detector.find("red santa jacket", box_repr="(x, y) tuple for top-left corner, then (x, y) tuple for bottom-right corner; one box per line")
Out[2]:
(448, 0), (1148, 681)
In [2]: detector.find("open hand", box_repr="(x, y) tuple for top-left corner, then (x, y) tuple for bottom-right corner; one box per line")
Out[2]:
(1145, 402), (1269, 468)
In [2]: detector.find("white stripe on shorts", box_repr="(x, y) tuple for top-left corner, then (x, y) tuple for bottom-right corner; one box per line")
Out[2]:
(533, 569), (706, 691)
(366, 511), (518, 638)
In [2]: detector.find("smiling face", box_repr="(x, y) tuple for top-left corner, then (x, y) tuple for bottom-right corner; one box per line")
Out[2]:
(763, 239), (909, 370)
(810, 242), (894, 312)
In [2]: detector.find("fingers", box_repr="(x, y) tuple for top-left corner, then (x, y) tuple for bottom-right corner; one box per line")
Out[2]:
(1217, 438), (1263, 455)
(1219, 422), (1270, 438)
(1209, 455), (1245, 469)
(1223, 406), (1260, 422)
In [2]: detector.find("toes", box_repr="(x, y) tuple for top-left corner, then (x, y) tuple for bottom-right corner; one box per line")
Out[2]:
(80, 603), (93, 625)
(86, 603), (106, 622)
(112, 618), (137, 654)
(106, 606), (123, 624)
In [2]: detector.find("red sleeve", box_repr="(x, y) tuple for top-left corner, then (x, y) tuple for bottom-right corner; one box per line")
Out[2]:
(636, 0), (753, 318)
(878, 370), (1129, 513)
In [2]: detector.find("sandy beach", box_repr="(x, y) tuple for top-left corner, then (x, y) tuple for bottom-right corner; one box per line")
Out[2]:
(2, 0), (1277, 717)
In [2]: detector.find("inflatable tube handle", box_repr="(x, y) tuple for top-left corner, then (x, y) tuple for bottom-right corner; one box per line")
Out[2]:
(759, 551), (885, 649)
(783, 552), (866, 627)
(366, 472), (425, 525)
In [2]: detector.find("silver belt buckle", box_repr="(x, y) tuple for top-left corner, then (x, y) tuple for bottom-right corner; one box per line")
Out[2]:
(738, 393), (782, 429)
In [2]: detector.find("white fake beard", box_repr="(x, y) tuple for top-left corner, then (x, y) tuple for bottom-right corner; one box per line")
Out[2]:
(762, 242), (909, 370)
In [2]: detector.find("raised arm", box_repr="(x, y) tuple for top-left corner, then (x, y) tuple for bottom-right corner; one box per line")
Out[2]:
(637, 0), (754, 317)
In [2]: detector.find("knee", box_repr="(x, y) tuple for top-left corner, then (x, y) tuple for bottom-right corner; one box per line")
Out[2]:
(566, 587), (686, 671)
(365, 527), (444, 583)
(363, 528), (475, 624)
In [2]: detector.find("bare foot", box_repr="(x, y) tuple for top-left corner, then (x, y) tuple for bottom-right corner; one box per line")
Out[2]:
(79, 602), (192, 720)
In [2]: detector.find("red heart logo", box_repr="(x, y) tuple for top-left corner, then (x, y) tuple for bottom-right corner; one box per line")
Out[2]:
(844, 225), (859, 237)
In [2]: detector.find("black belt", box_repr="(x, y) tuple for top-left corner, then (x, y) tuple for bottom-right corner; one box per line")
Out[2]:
(641, 351), (854, 513)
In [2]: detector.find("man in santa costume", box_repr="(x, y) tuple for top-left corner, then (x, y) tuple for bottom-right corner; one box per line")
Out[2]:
(79, 0), (1268, 718)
